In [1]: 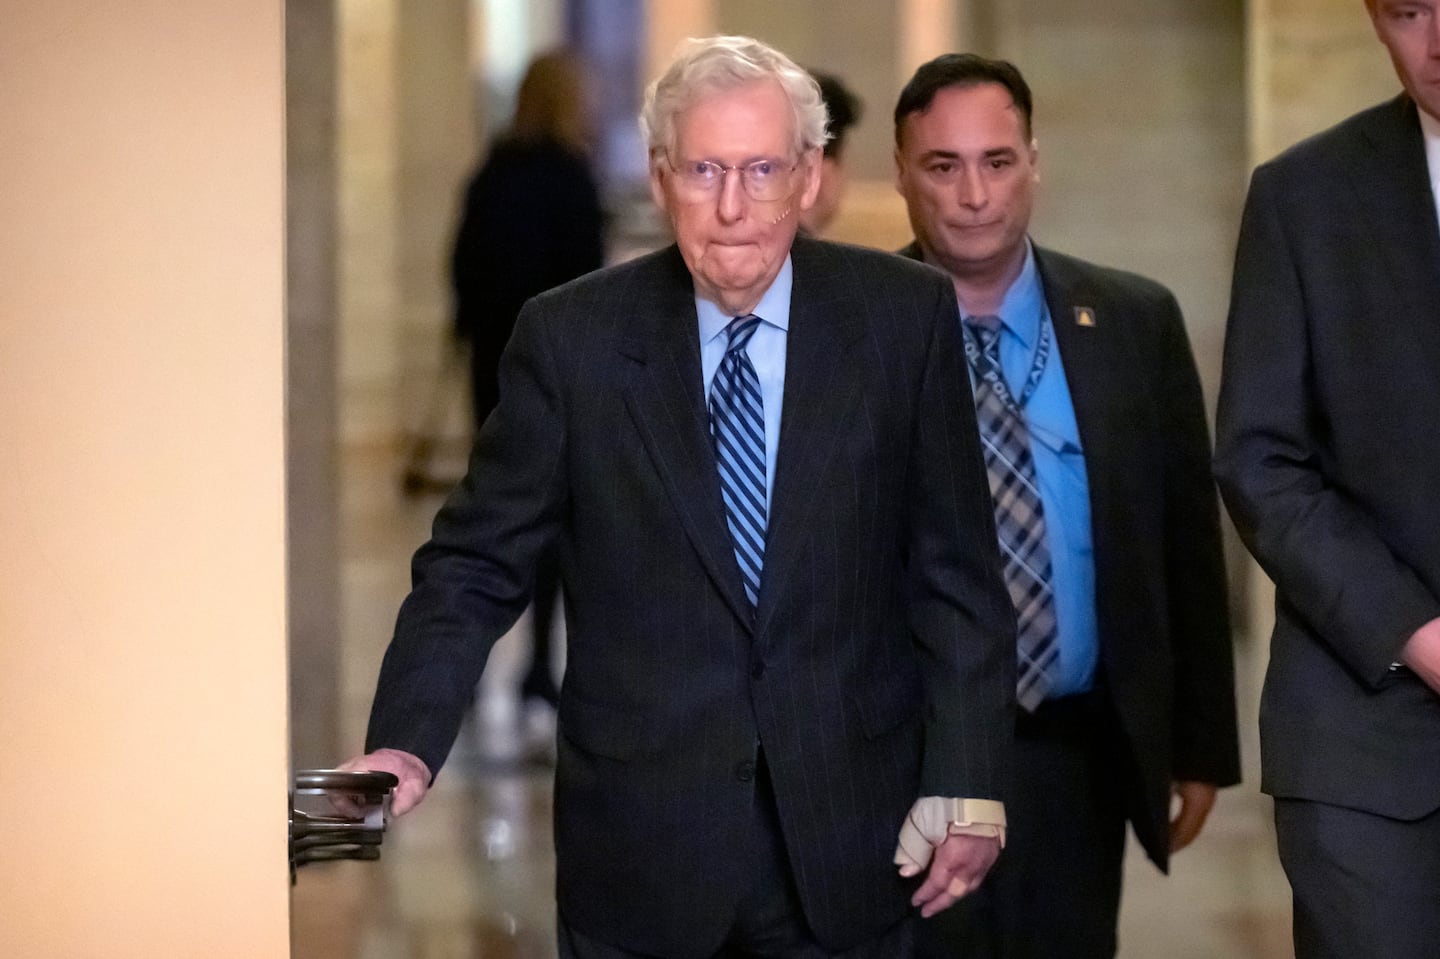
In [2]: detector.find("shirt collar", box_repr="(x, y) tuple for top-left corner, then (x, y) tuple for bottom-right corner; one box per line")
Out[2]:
(989, 240), (1044, 349)
(1419, 106), (1440, 220)
(698, 255), (794, 345)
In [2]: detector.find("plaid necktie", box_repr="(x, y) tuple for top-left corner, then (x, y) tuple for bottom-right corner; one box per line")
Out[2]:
(964, 314), (1059, 711)
(710, 314), (767, 609)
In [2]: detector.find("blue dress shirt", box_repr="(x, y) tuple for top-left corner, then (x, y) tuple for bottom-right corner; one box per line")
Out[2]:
(697, 255), (791, 503)
(973, 243), (1098, 697)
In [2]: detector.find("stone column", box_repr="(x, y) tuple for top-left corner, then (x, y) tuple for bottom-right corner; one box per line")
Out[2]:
(287, 0), (342, 771)
(395, 0), (476, 451)
(1249, 0), (1398, 164)
(337, 0), (474, 451)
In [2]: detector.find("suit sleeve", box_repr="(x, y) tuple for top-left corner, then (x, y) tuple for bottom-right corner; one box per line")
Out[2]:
(1153, 288), (1241, 786)
(365, 297), (569, 776)
(1214, 162), (1440, 687)
(905, 277), (1017, 802)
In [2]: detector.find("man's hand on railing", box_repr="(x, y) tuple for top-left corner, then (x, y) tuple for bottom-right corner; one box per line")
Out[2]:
(334, 748), (432, 817)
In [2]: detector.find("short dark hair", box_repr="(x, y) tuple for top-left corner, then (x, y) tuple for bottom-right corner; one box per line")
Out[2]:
(893, 53), (1033, 145)
(810, 70), (863, 159)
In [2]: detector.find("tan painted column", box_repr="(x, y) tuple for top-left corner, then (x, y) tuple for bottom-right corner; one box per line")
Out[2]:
(0, 2), (290, 956)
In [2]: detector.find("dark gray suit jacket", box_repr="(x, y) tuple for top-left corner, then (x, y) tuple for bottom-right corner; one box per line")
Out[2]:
(901, 241), (1242, 870)
(1215, 94), (1440, 821)
(366, 236), (1016, 955)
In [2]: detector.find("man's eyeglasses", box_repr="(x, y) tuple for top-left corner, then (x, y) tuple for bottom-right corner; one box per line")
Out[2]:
(667, 156), (799, 203)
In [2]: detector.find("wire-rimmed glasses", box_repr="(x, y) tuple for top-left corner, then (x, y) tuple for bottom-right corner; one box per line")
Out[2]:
(667, 156), (799, 203)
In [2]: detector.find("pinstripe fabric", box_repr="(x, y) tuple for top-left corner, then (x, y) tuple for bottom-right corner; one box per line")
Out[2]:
(709, 314), (767, 608)
(366, 238), (1016, 957)
(964, 315), (1058, 712)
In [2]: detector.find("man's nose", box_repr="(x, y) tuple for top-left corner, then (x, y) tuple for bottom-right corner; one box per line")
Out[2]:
(956, 166), (987, 210)
(716, 167), (747, 222)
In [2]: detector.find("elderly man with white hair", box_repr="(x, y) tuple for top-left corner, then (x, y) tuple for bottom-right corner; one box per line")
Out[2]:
(344, 34), (1014, 958)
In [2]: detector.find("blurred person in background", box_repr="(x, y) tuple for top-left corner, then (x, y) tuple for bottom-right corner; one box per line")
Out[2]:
(799, 70), (863, 236)
(894, 53), (1240, 959)
(449, 49), (606, 718)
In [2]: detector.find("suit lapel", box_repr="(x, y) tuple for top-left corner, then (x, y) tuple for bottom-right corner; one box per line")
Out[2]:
(618, 247), (756, 630)
(1036, 248), (1111, 461)
(754, 239), (866, 637)
(1351, 96), (1440, 373)
(1034, 248), (1123, 607)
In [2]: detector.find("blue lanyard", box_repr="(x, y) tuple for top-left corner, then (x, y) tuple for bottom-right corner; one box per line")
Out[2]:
(963, 309), (1052, 413)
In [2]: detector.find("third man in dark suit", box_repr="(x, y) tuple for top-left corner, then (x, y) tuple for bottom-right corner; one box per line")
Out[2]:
(1213, 3), (1440, 956)
(893, 53), (1242, 959)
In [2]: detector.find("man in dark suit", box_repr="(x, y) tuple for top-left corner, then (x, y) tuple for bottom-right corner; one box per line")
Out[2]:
(342, 36), (1016, 958)
(892, 54), (1242, 958)
(1212, 4), (1440, 956)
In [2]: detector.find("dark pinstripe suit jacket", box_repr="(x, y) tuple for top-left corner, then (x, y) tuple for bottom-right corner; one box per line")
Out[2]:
(366, 236), (1015, 955)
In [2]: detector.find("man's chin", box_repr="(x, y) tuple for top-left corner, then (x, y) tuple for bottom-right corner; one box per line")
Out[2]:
(697, 256), (771, 297)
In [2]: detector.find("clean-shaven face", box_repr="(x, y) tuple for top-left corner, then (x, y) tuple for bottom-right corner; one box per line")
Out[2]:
(894, 83), (1038, 285)
(1369, 0), (1440, 121)
(649, 79), (821, 316)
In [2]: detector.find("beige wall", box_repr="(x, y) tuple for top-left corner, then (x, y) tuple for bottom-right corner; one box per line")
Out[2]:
(0, 2), (291, 956)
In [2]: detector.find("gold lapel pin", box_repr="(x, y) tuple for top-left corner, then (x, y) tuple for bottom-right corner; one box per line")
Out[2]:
(1073, 306), (1097, 328)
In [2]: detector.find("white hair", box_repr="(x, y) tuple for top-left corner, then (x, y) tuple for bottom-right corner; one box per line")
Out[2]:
(640, 35), (829, 159)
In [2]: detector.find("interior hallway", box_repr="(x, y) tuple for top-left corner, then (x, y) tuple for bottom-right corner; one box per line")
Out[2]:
(286, 3), (1407, 955)
(291, 440), (1294, 959)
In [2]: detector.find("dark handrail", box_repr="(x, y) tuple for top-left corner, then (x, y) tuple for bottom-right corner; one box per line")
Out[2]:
(289, 768), (399, 882)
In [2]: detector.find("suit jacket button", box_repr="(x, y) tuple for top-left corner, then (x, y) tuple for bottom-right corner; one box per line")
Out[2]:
(735, 761), (756, 782)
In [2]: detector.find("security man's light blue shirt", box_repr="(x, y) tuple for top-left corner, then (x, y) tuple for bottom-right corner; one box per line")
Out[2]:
(972, 242), (1097, 698)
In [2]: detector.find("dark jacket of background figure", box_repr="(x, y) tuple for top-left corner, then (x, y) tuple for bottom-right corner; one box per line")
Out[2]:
(903, 241), (1243, 871)
(366, 236), (1017, 956)
(451, 135), (605, 424)
(1214, 94), (1440, 822)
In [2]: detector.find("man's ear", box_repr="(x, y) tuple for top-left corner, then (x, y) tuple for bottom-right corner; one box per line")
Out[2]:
(796, 147), (824, 212)
(647, 151), (670, 214)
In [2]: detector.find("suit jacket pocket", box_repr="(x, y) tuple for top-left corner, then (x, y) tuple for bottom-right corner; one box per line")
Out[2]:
(858, 673), (923, 739)
(559, 690), (646, 761)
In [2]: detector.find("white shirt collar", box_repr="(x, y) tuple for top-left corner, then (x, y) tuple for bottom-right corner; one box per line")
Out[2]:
(1419, 106), (1440, 235)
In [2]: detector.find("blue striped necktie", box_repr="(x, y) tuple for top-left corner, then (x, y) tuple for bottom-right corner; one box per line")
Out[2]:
(965, 314), (1059, 711)
(709, 314), (767, 609)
